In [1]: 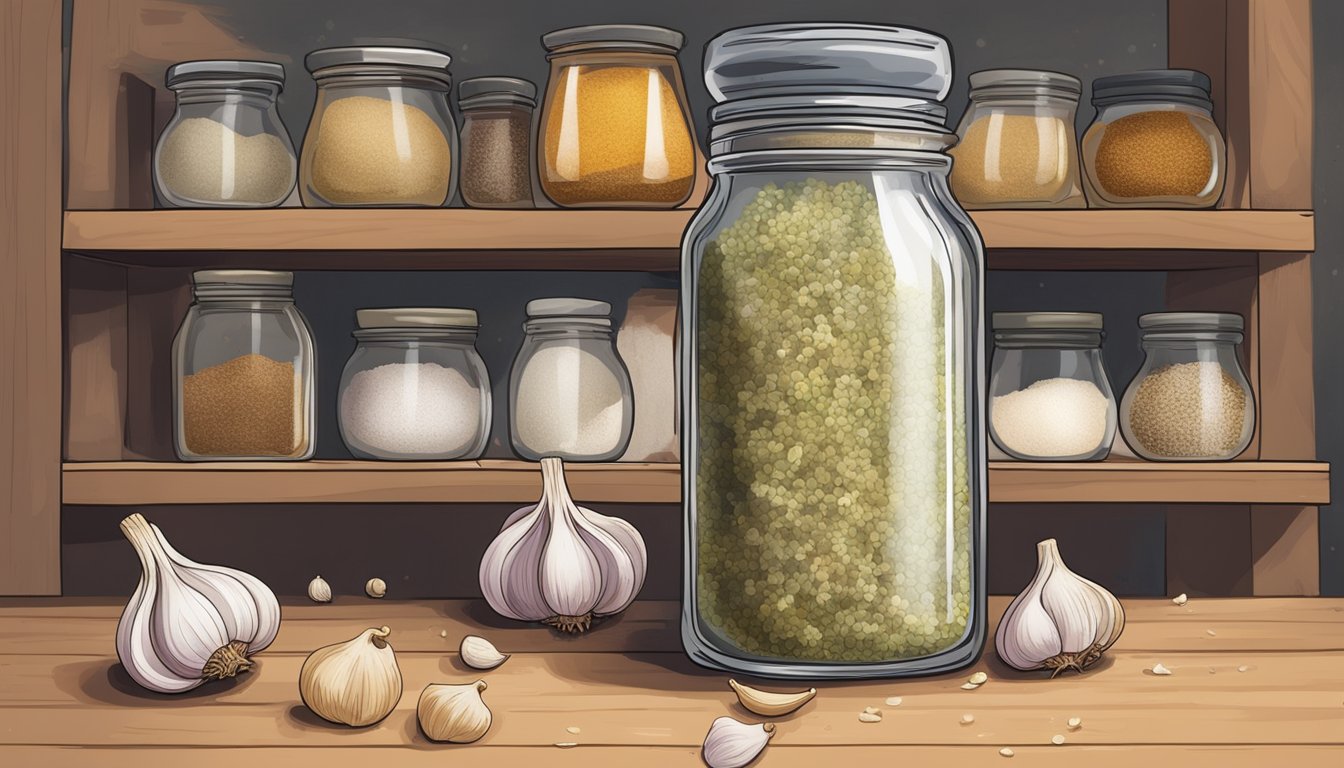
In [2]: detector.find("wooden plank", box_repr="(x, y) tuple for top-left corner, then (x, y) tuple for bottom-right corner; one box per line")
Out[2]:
(62, 257), (129, 460)
(123, 267), (192, 459)
(987, 461), (1328, 505)
(0, 0), (62, 595)
(1247, 0), (1313, 210)
(988, 250), (1255, 271)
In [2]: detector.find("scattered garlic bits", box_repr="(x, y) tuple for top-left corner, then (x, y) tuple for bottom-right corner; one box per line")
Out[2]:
(885, 696), (903, 707)
(952, 114), (1075, 204)
(182, 354), (301, 457)
(365, 577), (387, 599)
(696, 179), (972, 662)
(1092, 111), (1213, 199)
(1173, 593), (1188, 606)
(999, 747), (1015, 758)
(1051, 734), (1066, 745)
(158, 117), (294, 205)
(1151, 662), (1173, 675)
(308, 95), (451, 206)
(961, 713), (975, 724)
(858, 707), (883, 723)
(1067, 716), (1083, 730)
(991, 378), (1110, 458)
(1127, 362), (1248, 458)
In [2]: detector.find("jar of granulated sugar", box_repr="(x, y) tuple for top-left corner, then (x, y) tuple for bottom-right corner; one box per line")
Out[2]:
(509, 298), (633, 462)
(338, 308), (491, 461)
(1120, 312), (1253, 461)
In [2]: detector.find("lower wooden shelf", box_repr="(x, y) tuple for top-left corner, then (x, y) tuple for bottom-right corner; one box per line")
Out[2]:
(60, 459), (1330, 506)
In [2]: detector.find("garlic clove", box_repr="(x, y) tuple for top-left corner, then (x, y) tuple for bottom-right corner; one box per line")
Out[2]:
(967, 672), (988, 686)
(728, 678), (816, 717)
(1067, 716), (1083, 730)
(1173, 593), (1188, 606)
(1151, 662), (1172, 676)
(702, 716), (775, 768)
(418, 680), (492, 743)
(308, 575), (332, 603)
(460, 634), (510, 670)
(365, 578), (387, 599)
(299, 626), (403, 727)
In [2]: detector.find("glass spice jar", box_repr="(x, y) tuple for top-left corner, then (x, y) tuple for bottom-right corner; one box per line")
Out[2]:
(338, 308), (491, 461)
(154, 60), (297, 208)
(538, 24), (697, 208)
(172, 270), (315, 461)
(509, 298), (634, 462)
(1119, 312), (1254, 461)
(989, 312), (1117, 462)
(683, 23), (986, 679)
(1080, 70), (1226, 208)
(459, 77), (537, 208)
(950, 70), (1084, 209)
(300, 47), (458, 207)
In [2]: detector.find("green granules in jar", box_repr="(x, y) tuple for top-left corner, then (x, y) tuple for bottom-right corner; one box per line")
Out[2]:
(695, 178), (972, 662)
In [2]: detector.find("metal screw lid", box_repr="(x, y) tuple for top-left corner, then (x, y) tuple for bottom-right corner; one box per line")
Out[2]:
(192, 269), (293, 287)
(1091, 69), (1213, 109)
(525, 298), (612, 318)
(166, 60), (286, 90)
(542, 24), (684, 54)
(305, 46), (453, 83)
(968, 69), (1081, 98)
(1138, 311), (1243, 332)
(993, 311), (1104, 331)
(356, 307), (479, 329)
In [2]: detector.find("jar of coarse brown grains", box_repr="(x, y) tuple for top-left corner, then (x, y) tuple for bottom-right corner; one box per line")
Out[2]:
(458, 77), (537, 208)
(1080, 70), (1225, 208)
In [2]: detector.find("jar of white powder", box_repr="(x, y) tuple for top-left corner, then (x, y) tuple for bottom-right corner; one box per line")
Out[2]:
(989, 312), (1117, 461)
(338, 308), (491, 461)
(509, 298), (634, 462)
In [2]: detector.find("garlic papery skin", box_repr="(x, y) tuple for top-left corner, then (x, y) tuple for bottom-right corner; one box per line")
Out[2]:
(115, 513), (281, 694)
(702, 716), (776, 768)
(417, 680), (492, 743)
(460, 635), (509, 670)
(308, 575), (332, 603)
(299, 626), (403, 727)
(995, 538), (1125, 677)
(479, 457), (647, 633)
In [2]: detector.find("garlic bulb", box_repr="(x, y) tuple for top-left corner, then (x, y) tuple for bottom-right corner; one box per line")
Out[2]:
(479, 458), (647, 633)
(299, 626), (403, 727)
(417, 680), (492, 743)
(995, 538), (1125, 676)
(460, 635), (509, 670)
(308, 575), (332, 603)
(702, 716), (775, 768)
(116, 513), (280, 694)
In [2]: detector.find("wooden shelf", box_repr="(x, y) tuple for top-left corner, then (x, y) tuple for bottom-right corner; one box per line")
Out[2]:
(61, 459), (1329, 506)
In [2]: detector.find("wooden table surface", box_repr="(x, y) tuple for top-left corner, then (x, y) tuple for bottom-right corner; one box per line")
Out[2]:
(1, 596), (1341, 766)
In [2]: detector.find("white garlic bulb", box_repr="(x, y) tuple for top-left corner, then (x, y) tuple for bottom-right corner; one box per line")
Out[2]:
(702, 716), (775, 768)
(479, 458), (647, 633)
(460, 635), (509, 670)
(308, 575), (332, 603)
(996, 538), (1125, 676)
(417, 680), (492, 743)
(299, 626), (403, 727)
(116, 513), (280, 694)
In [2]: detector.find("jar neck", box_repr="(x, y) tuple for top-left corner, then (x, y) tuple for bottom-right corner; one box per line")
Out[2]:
(315, 70), (451, 93)
(353, 328), (478, 344)
(523, 318), (613, 339)
(708, 147), (952, 175)
(968, 85), (1080, 106)
(1095, 99), (1213, 118)
(1141, 331), (1243, 348)
(174, 84), (279, 108)
(193, 286), (294, 303)
(994, 330), (1102, 349)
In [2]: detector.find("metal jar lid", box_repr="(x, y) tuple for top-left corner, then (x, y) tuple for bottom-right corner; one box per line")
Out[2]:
(1091, 69), (1213, 110)
(968, 69), (1081, 100)
(459, 76), (537, 110)
(192, 269), (293, 288)
(356, 307), (479, 329)
(166, 60), (286, 90)
(306, 46), (453, 84)
(542, 24), (684, 54)
(993, 311), (1103, 331)
(1138, 311), (1243, 332)
(525, 298), (612, 318)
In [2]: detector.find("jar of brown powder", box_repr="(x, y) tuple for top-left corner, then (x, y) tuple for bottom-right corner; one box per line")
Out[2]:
(173, 270), (316, 460)
(459, 77), (537, 208)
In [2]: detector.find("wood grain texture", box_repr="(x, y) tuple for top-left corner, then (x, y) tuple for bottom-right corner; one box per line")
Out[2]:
(62, 257), (129, 460)
(0, 0), (62, 595)
(1248, 0), (1313, 209)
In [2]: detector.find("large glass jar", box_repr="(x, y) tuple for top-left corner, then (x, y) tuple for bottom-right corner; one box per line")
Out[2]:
(538, 25), (697, 208)
(1081, 70), (1225, 208)
(989, 312), (1116, 461)
(173, 270), (315, 461)
(338, 308), (491, 461)
(300, 47), (457, 207)
(1120, 312), (1253, 461)
(509, 298), (634, 462)
(154, 60), (296, 208)
(459, 77), (537, 208)
(950, 70), (1084, 209)
(683, 24), (986, 679)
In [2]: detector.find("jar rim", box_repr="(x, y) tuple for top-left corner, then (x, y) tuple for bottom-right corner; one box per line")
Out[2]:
(167, 60), (285, 90)
(542, 24), (684, 54)
(356, 307), (479, 330)
(1138, 311), (1243, 332)
(968, 69), (1081, 94)
(306, 46), (453, 84)
(193, 269), (293, 288)
(993, 311), (1102, 331)
(459, 76), (537, 108)
(526, 297), (611, 318)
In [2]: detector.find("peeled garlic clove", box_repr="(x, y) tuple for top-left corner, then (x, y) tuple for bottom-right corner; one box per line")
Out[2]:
(418, 680), (491, 743)
(460, 634), (509, 670)
(1173, 593), (1188, 606)
(365, 578), (387, 599)
(299, 626), (403, 727)
(728, 679), (816, 717)
(968, 672), (988, 685)
(308, 575), (332, 603)
(1151, 662), (1172, 675)
(702, 716), (775, 768)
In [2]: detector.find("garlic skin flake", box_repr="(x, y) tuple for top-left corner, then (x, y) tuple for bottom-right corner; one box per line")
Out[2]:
(308, 575), (332, 603)
(460, 634), (510, 670)
(479, 458), (647, 633)
(418, 680), (492, 743)
(702, 716), (775, 768)
(300, 626), (403, 727)
(116, 513), (280, 694)
(995, 538), (1125, 677)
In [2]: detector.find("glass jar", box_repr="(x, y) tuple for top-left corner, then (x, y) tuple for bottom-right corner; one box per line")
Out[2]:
(459, 77), (537, 208)
(154, 60), (297, 208)
(300, 47), (457, 207)
(338, 308), (491, 461)
(989, 313), (1116, 461)
(950, 70), (1084, 209)
(1120, 312), (1253, 461)
(509, 298), (634, 462)
(683, 23), (986, 679)
(172, 270), (315, 460)
(1081, 70), (1225, 208)
(538, 25), (697, 208)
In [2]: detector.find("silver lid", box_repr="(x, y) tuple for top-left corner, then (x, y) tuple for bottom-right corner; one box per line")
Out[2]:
(526, 298), (612, 318)
(968, 69), (1081, 96)
(356, 307), (478, 329)
(1139, 312), (1243, 332)
(993, 312), (1103, 331)
(192, 269), (293, 288)
(166, 60), (286, 89)
(459, 76), (536, 101)
(543, 24), (684, 53)
(306, 46), (453, 81)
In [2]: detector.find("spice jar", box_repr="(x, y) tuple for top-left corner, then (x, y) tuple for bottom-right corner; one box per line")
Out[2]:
(1081, 70), (1225, 208)
(1120, 312), (1253, 461)
(459, 77), (536, 208)
(509, 298), (633, 462)
(172, 270), (315, 460)
(538, 25), (697, 208)
(337, 308), (491, 461)
(154, 60), (297, 208)
(950, 70), (1084, 209)
(300, 47), (457, 207)
(684, 24), (985, 679)
(989, 313), (1116, 461)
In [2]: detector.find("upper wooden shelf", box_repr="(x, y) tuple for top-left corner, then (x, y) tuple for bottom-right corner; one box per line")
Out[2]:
(61, 209), (1315, 270)
(61, 459), (1329, 506)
